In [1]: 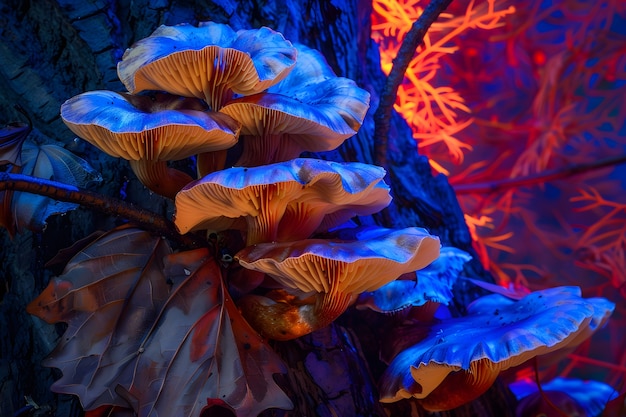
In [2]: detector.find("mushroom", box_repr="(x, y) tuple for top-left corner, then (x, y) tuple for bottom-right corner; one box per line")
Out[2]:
(510, 377), (619, 417)
(61, 90), (240, 198)
(379, 286), (615, 411)
(173, 158), (391, 245)
(356, 246), (471, 314)
(220, 44), (370, 166)
(267, 44), (370, 132)
(117, 22), (297, 111)
(117, 22), (297, 175)
(234, 227), (441, 340)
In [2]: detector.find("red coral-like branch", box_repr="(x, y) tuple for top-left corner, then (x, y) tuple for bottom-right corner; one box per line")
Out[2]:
(453, 154), (626, 194)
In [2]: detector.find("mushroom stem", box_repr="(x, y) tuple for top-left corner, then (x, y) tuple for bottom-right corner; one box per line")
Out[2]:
(196, 149), (228, 177)
(235, 132), (302, 167)
(240, 182), (301, 245)
(276, 202), (323, 241)
(237, 290), (354, 341)
(129, 159), (193, 199)
(238, 294), (315, 341)
(418, 359), (500, 412)
(315, 290), (356, 328)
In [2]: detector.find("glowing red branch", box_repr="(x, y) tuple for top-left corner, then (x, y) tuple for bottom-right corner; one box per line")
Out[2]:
(453, 154), (626, 195)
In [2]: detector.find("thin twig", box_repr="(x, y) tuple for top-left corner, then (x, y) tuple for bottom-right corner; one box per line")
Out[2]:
(373, 0), (454, 168)
(0, 172), (203, 247)
(453, 154), (626, 194)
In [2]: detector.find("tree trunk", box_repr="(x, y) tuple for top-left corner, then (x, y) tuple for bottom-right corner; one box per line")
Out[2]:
(0, 1), (514, 416)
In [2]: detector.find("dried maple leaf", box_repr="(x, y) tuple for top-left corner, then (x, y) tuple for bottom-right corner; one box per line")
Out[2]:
(28, 226), (292, 417)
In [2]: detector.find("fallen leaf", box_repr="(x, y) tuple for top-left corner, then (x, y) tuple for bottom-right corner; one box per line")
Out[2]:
(28, 226), (292, 417)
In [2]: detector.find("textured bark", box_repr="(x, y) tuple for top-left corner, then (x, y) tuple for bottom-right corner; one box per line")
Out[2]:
(0, 1), (511, 416)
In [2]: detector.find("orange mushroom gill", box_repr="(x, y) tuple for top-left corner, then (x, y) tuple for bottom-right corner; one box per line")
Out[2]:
(117, 22), (297, 111)
(116, 22), (297, 176)
(173, 158), (391, 245)
(234, 227), (441, 340)
(60, 90), (240, 198)
(220, 44), (370, 167)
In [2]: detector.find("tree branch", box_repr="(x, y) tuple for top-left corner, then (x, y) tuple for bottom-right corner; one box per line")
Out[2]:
(0, 172), (203, 247)
(373, 0), (454, 168)
(453, 154), (626, 194)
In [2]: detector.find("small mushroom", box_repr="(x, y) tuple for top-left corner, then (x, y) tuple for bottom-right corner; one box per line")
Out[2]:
(61, 90), (240, 198)
(117, 22), (297, 111)
(220, 44), (370, 167)
(235, 227), (440, 340)
(173, 158), (391, 245)
(356, 246), (471, 313)
(379, 286), (615, 411)
(510, 377), (619, 417)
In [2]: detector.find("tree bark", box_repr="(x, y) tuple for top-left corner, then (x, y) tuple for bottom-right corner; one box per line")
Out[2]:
(0, 1), (512, 416)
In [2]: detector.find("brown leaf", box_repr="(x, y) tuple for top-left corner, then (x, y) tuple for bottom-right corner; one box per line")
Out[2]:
(44, 229), (107, 274)
(84, 405), (135, 417)
(122, 247), (293, 416)
(27, 227), (172, 409)
(28, 227), (292, 417)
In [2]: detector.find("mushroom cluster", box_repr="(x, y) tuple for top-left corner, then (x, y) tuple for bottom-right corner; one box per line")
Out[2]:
(356, 246), (471, 316)
(52, 20), (618, 415)
(59, 21), (441, 343)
